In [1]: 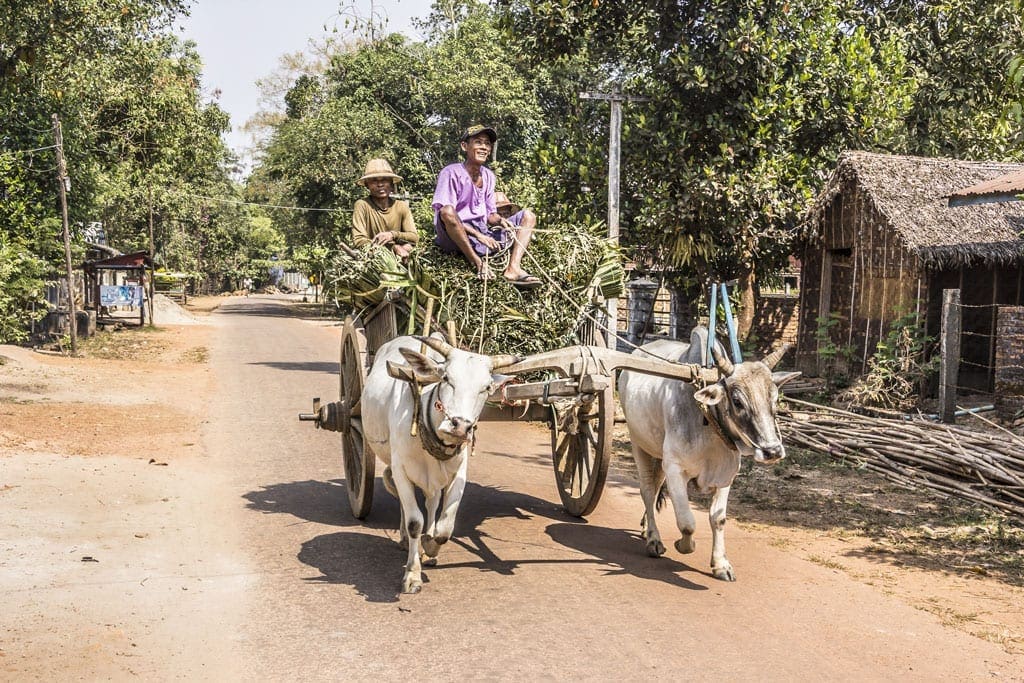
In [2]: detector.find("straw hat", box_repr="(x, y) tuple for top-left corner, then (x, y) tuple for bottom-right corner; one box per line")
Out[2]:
(357, 158), (402, 186)
(494, 191), (521, 214)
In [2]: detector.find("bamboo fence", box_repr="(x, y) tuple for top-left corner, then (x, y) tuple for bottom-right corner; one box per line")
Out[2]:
(780, 398), (1024, 517)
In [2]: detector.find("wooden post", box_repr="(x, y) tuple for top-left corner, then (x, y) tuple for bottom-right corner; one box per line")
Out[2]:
(606, 95), (621, 350)
(579, 88), (650, 350)
(53, 114), (77, 354)
(939, 288), (961, 423)
(147, 184), (156, 326)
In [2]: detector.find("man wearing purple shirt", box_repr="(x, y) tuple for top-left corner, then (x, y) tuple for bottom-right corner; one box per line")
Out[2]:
(433, 124), (540, 288)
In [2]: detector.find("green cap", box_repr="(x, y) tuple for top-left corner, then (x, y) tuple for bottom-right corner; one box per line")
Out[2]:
(460, 124), (497, 143)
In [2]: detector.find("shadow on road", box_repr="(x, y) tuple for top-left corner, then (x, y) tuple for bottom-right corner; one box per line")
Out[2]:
(298, 531), (407, 603)
(245, 477), (708, 601)
(243, 478), (398, 530)
(545, 523), (710, 590)
(249, 361), (339, 374)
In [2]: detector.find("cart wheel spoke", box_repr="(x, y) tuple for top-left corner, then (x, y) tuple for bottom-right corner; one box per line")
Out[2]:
(549, 386), (612, 518)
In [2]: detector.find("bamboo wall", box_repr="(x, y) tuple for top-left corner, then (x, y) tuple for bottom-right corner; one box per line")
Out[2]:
(796, 186), (922, 377)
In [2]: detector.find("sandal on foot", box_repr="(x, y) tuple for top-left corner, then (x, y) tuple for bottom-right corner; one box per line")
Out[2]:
(506, 273), (542, 289)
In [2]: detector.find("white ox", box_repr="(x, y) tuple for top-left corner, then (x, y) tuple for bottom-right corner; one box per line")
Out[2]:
(361, 335), (517, 594)
(617, 327), (799, 581)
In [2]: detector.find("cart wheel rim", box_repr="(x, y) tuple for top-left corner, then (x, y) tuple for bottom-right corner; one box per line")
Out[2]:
(340, 316), (374, 519)
(550, 385), (612, 517)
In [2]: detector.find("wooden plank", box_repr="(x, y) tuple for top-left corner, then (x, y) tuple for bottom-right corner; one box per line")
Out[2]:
(939, 288), (962, 423)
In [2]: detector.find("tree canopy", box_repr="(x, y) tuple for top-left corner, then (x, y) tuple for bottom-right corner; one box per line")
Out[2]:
(1, 0), (256, 340)
(3, 0), (1023, 342)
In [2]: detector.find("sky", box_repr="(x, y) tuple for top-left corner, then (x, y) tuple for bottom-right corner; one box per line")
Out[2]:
(177, 0), (433, 172)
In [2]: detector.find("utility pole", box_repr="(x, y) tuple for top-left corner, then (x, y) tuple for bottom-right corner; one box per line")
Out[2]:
(579, 88), (650, 349)
(52, 114), (77, 354)
(147, 184), (156, 326)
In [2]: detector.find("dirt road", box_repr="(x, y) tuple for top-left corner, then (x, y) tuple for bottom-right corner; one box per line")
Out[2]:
(2, 295), (1023, 680)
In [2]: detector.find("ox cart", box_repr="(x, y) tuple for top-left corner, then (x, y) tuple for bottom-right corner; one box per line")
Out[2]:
(300, 289), (721, 519)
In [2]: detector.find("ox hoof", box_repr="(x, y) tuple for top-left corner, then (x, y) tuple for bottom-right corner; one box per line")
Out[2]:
(675, 536), (696, 554)
(421, 535), (445, 558)
(712, 564), (736, 582)
(646, 539), (666, 557)
(421, 555), (437, 567)
(401, 576), (422, 594)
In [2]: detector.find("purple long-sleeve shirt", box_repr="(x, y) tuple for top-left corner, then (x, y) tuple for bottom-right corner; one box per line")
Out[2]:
(432, 162), (508, 257)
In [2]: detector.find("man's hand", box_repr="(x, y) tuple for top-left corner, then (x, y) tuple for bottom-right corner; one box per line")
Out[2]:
(499, 218), (514, 232)
(372, 231), (395, 245)
(476, 232), (499, 250)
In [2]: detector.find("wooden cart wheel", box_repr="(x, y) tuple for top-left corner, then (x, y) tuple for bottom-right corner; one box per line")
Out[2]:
(550, 384), (613, 517)
(340, 316), (374, 519)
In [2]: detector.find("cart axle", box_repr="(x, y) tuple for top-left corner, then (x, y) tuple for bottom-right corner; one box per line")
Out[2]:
(298, 397), (346, 432)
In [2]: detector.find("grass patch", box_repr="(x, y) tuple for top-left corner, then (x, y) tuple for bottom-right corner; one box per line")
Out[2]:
(181, 347), (209, 363)
(807, 554), (847, 571)
(78, 327), (171, 361)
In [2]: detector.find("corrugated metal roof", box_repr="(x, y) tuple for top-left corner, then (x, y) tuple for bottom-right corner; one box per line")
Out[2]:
(82, 250), (152, 271)
(947, 169), (1024, 206)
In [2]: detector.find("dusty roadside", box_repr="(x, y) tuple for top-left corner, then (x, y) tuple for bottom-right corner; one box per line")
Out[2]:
(0, 298), (245, 680)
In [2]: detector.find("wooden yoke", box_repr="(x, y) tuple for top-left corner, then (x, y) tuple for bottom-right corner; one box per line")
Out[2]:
(497, 345), (721, 385)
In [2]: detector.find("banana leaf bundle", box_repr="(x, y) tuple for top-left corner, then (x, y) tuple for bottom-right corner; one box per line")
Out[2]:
(325, 223), (623, 356)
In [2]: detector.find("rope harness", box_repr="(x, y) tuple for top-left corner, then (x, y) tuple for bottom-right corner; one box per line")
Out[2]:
(416, 381), (470, 461)
(696, 395), (739, 453)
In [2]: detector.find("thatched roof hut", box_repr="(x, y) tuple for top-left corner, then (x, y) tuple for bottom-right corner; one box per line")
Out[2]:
(797, 151), (1024, 392)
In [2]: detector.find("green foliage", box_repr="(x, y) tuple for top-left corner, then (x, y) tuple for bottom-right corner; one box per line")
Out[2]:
(0, 235), (48, 342)
(324, 223), (623, 356)
(1, 0), (251, 316)
(841, 309), (939, 413)
(503, 0), (920, 283)
(249, 0), (1021, 323)
(871, 0), (1024, 158)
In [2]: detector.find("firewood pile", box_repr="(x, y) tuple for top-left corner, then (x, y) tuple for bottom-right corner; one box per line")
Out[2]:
(779, 398), (1024, 517)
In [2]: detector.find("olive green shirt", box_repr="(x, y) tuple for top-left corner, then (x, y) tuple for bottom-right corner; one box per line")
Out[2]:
(351, 198), (419, 248)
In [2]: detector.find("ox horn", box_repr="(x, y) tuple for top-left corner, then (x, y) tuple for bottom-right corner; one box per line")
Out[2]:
(762, 343), (792, 370)
(489, 354), (521, 370)
(711, 344), (735, 377)
(414, 335), (453, 358)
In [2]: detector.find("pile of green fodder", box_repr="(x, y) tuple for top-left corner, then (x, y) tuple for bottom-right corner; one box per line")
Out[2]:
(325, 223), (623, 356)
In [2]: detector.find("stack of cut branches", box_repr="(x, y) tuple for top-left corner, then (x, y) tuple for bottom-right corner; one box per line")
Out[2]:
(325, 223), (624, 357)
(780, 398), (1024, 517)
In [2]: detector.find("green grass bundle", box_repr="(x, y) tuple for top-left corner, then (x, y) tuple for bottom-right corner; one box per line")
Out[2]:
(326, 223), (623, 356)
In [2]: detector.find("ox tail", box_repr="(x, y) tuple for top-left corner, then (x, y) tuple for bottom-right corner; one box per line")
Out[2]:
(655, 482), (668, 512)
(641, 483), (670, 532)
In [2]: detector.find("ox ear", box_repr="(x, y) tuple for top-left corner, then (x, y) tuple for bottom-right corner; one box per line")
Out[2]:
(398, 347), (443, 383)
(487, 373), (515, 395)
(693, 383), (726, 407)
(772, 371), (801, 388)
